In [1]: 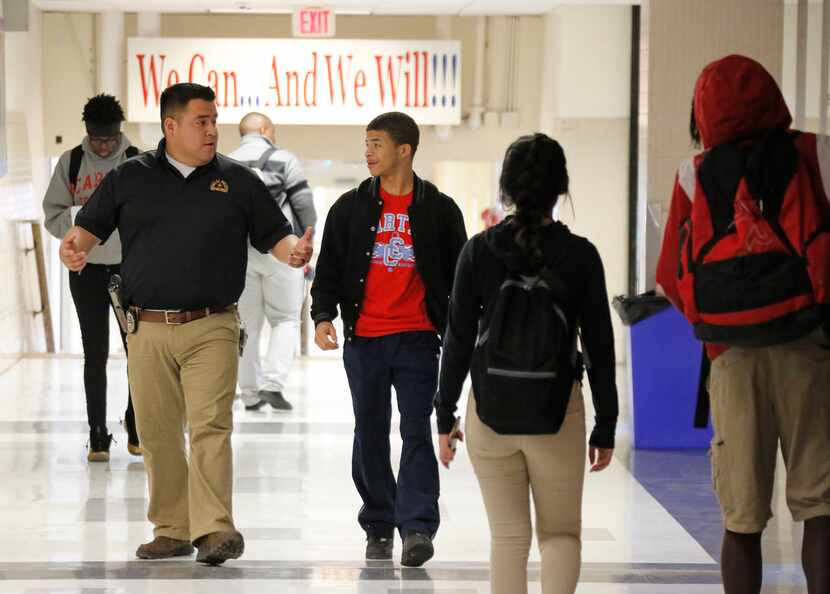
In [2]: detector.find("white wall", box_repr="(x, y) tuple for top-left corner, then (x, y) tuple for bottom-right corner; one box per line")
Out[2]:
(432, 161), (498, 236)
(782, 2), (825, 131)
(546, 6), (632, 120)
(0, 4), (50, 369)
(542, 5), (633, 365)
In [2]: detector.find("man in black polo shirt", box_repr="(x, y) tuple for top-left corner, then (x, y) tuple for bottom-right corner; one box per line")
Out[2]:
(58, 83), (313, 566)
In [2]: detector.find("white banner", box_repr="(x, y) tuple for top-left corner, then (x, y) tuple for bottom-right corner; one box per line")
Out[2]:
(127, 37), (462, 126)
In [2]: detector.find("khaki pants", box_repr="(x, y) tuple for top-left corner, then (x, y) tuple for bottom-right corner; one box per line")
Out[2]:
(127, 310), (240, 543)
(466, 383), (586, 594)
(709, 328), (830, 534)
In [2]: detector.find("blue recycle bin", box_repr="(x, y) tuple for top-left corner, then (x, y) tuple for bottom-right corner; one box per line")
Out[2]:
(620, 299), (714, 449)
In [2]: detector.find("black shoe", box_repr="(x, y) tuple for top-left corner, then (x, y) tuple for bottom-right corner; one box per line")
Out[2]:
(401, 532), (433, 567)
(123, 411), (141, 456)
(258, 390), (293, 411)
(87, 426), (113, 463)
(244, 399), (266, 411)
(365, 535), (393, 560)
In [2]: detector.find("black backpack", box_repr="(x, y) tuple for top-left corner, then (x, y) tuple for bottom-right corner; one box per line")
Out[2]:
(69, 144), (139, 191)
(470, 259), (581, 435)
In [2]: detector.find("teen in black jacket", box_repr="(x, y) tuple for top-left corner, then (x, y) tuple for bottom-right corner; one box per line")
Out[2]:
(310, 173), (467, 342)
(310, 112), (467, 568)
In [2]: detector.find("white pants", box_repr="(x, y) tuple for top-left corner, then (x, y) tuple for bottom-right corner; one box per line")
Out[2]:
(237, 245), (305, 406)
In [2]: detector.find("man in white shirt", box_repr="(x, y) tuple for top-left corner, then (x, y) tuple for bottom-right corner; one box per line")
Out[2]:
(229, 113), (317, 411)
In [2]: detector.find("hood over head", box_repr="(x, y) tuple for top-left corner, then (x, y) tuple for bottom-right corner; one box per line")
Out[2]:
(693, 55), (791, 148)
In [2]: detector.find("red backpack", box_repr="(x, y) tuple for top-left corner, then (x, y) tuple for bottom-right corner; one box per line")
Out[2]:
(676, 129), (830, 346)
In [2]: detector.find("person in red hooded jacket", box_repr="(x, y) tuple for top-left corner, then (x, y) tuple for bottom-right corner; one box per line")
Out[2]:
(657, 55), (830, 594)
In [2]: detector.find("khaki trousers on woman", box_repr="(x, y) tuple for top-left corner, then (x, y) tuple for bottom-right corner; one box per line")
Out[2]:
(466, 383), (586, 594)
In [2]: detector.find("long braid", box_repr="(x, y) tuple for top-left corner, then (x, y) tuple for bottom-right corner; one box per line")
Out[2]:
(500, 133), (569, 271)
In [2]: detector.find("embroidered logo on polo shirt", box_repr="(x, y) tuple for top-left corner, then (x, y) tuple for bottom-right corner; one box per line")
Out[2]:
(210, 179), (229, 193)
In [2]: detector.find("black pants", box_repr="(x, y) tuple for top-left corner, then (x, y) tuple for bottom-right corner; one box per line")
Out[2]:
(343, 331), (441, 539)
(68, 263), (134, 431)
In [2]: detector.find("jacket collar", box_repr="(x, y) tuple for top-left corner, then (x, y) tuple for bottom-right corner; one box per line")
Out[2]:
(369, 173), (426, 206)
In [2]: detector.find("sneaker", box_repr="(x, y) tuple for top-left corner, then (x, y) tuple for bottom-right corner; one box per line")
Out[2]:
(195, 531), (245, 566)
(401, 532), (433, 567)
(244, 399), (266, 411)
(365, 535), (393, 560)
(258, 390), (293, 411)
(136, 536), (194, 559)
(87, 426), (112, 463)
(123, 412), (141, 456)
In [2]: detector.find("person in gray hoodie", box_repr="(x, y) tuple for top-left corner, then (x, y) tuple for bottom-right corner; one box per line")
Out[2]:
(43, 94), (141, 462)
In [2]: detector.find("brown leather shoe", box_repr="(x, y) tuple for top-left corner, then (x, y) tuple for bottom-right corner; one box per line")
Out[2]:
(194, 531), (244, 565)
(136, 536), (195, 560)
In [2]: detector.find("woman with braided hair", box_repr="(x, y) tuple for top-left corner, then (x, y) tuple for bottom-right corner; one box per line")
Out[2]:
(435, 133), (618, 594)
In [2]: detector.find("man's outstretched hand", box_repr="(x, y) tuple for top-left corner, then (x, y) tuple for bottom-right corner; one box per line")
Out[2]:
(288, 227), (314, 269)
(60, 227), (90, 272)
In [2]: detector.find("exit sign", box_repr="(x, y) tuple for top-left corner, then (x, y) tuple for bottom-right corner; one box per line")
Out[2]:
(293, 7), (335, 38)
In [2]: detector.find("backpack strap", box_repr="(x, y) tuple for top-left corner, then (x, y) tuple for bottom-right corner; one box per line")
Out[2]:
(534, 260), (590, 370)
(745, 128), (798, 222)
(537, 264), (568, 303)
(255, 147), (279, 171)
(68, 144), (84, 192)
(693, 346), (711, 428)
(698, 143), (743, 239)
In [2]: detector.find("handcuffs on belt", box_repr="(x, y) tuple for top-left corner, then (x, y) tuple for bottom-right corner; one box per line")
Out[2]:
(107, 275), (138, 334)
(237, 311), (247, 357)
(125, 308), (138, 334)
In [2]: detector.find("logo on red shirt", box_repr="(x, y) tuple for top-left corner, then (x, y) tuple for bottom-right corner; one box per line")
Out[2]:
(372, 213), (415, 271)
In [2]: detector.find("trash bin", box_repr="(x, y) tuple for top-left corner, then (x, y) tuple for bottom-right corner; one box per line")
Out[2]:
(614, 293), (713, 449)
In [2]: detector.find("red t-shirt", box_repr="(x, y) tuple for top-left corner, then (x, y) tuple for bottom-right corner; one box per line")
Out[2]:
(354, 187), (436, 337)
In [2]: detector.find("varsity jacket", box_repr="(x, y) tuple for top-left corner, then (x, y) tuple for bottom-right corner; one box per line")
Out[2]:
(310, 174), (467, 342)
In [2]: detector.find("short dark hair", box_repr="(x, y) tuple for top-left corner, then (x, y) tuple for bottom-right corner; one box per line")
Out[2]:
(159, 83), (216, 130)
(366, 112), (420, 157)
(82, 94), (125, 124)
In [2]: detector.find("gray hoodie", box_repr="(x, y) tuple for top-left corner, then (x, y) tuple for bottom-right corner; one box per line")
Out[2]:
(43, 134), (136, 265)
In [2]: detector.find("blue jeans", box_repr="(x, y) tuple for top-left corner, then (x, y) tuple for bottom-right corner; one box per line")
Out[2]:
(343, 331), (441, 539)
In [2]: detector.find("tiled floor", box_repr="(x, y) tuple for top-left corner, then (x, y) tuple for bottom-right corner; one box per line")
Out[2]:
(0, 356), (810, 593)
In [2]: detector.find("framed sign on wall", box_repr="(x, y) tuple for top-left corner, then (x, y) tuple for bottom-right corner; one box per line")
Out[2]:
(127, 37), (462, 126)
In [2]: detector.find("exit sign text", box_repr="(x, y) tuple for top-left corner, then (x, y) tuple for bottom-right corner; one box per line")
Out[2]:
(293, 8), (335, 38)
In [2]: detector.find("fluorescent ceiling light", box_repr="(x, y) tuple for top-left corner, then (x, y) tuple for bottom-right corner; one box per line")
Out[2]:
(208, 8), (372, 14)
(208, 8), (294, 13)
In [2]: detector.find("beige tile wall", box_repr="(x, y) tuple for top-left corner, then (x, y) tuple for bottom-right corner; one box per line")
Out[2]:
(646, 0), (784, 210)
(643, 0), (784, 289)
